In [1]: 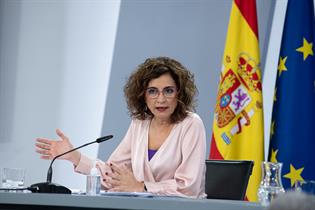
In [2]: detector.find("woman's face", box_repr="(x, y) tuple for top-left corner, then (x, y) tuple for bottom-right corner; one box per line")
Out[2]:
(145, 73), (178, 122)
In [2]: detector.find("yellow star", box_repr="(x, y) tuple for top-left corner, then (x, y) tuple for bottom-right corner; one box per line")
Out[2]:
(283, 164), (304, 187)
(296, 38), (313, 60)
(270, 121), (275, 138)
(274, 88), (277, 102)
(270, 148), (278, 163)
(278, 56), (288, 77)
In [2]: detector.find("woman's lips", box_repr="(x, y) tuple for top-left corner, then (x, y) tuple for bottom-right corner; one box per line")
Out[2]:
(156, 107), (168, 112)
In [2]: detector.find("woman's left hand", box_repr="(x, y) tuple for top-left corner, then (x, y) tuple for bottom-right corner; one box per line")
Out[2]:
(105, 162), (144, 192)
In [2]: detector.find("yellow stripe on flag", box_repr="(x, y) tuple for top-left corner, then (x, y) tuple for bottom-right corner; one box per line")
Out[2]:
(210, 0), (264, 202)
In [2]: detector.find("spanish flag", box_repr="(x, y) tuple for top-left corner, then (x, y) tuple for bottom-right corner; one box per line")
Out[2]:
(210, 0), (264, 201)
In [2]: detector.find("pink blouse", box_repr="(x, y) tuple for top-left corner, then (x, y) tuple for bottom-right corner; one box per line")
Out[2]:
(75, 112), (206, 198)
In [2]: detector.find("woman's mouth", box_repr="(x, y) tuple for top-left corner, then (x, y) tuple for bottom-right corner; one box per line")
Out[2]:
(156, 107), (168, 112)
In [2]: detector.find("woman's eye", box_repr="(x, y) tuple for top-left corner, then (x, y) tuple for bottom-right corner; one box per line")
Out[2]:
(147, 88), (157, 95)
(165, 88), (175, 94)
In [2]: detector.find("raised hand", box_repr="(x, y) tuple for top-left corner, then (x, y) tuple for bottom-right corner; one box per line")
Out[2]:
(35, 129), (80, 165)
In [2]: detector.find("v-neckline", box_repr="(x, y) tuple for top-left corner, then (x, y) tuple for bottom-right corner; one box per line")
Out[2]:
(146, 120), (177, 162)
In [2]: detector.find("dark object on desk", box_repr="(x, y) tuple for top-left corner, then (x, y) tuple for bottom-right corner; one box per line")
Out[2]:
(29, 182), (71, 194)
(0, 185), (71, 194)
(205, 159), (254, 200)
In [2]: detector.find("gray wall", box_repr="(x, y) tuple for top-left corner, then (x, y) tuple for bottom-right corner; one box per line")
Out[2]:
(0, 0), (120, 189)
(99, 0), (275, 160)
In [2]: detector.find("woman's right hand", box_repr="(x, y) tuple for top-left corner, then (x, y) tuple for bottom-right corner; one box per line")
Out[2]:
(35, 129), (81, 166)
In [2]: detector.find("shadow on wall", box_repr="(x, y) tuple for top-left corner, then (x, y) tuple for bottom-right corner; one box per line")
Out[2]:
(0, 1), (21, 143)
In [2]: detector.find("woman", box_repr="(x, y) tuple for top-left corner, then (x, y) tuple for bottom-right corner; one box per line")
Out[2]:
(36, 57), (206, 198)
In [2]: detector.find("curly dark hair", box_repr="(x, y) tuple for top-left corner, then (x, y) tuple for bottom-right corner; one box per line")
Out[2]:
(124, 57), (197, 123)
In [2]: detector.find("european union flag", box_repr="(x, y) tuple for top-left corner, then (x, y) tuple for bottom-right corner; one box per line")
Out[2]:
(268, 0), (315, 190)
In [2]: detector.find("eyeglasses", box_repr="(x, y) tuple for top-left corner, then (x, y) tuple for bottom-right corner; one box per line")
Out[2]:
(146, 86), (177, 99)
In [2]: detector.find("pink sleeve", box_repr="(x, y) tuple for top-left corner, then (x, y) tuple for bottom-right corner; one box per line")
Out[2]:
(74, 154), (93, 175)
(145, 115), (207, 198)
(107, 121), (133, 165)
(74, 121), (134, 174)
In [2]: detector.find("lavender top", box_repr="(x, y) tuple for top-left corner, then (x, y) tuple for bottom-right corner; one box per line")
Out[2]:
(148, 149), (158, 161)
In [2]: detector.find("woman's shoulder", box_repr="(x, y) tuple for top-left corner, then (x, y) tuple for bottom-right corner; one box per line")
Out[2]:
(176, 112), (206, 143)
(180, 112), (204, 127)
(130, 117), (150, 128)
(184, 112), (203, 122)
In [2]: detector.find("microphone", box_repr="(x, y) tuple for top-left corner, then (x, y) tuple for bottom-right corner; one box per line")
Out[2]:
(29, 135), (113, 194)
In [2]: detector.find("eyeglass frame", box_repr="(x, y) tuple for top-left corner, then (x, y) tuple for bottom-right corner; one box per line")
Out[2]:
(145, 86), (178, 99)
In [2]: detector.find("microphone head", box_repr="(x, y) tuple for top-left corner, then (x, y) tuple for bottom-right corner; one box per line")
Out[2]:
(96, 135), (113, 143)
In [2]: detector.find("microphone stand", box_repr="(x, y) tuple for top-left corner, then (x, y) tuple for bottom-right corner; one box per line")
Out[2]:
(29, 135), (113, 194)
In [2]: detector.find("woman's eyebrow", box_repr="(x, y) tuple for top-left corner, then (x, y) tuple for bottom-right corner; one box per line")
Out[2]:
(147, 86), (176, 89)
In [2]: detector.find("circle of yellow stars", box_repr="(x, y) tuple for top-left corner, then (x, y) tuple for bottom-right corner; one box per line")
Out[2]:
(270, 149), (305, 187)
(271, 37), (313, 187)
(277, 37), (313, 77)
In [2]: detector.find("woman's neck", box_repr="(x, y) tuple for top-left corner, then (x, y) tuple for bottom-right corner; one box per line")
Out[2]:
(151, 117), (172, 128)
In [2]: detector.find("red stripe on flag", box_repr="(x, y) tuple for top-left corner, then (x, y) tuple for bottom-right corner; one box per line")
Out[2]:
(209, 133), (224, 159)
(234, 0), (259, 39)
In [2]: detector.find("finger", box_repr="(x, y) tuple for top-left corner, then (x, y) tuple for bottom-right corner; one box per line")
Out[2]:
(36, 138), (52, 145)
(119, 163), (127, 171)
(35, 143), (50, 150)
(105, 162), (114, 173)
(110, 174), (121, 181)
(36, 149), (50, 155)
(56, 129), (68, 141)
(120, 163), (132, 174)
(100, 179), (112, 189)
(96, 164), (110, 178)
(114, 164), (131, 177)
(96, 164), (105, 176)
(106, 178), (120, 186)
(96, 164), (112, 179)
(41, 155), (52, 160)
(109, 163), (122, 175)
(105, 170), (120, 181)
(102, 173), (112, 180)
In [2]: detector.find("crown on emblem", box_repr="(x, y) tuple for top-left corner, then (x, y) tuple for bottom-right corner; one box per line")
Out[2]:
(237, 53), (262, 92)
